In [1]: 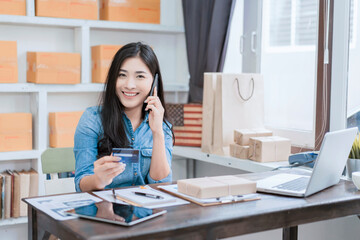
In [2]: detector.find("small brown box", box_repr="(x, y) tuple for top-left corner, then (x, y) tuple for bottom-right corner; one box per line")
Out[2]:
(27, 52), (81, 84)
(230, 143), (249, 159)
(100, 0), (160, 24)
(36, 0), (98, 20)
(0, 113), (32, 152)
(234, 129), (273, 146)
(0, 41), (18, 83)
(91, 45), (123, 83)
(0, 0), (26, 16)
(248, 136), (291, 162)
(177, 175), (256, 199)
(49, 111), (83, 147)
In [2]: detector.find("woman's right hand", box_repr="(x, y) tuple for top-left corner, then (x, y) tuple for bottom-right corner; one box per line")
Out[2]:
(93, 155), (126, 189)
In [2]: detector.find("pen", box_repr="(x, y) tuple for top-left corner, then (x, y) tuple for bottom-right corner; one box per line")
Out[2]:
(112, 188), (117, 201)
(133, 191), (164, 199)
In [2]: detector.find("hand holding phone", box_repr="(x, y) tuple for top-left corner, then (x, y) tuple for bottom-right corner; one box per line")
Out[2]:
(149, 73), (158, 97)
(144, 74), (159, 112)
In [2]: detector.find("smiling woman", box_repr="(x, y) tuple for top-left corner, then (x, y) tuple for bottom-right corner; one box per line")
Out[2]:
(73, 42), (174, 192)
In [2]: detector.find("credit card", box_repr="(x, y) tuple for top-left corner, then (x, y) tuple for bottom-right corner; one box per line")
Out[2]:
(112, 148), (139, 164)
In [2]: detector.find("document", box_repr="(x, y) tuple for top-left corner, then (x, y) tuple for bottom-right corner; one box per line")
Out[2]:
(93, 186), (189, 209)
(24, 193), (102, 220)
(158, 184), (261, 205)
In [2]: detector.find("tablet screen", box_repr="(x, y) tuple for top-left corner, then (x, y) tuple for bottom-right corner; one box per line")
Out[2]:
(65, 201), (166, 226)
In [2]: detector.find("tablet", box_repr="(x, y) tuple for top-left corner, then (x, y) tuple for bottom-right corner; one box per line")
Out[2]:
(65, 201), (166, 226)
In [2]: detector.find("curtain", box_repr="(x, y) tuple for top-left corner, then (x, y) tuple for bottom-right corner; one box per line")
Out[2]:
(182, 0), (235, 103)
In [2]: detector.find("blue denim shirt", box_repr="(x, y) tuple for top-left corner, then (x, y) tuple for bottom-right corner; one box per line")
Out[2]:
(74, 106), (173, 192)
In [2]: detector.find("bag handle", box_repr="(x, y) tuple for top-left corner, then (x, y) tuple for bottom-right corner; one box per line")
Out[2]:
(235, 77), (254, 101)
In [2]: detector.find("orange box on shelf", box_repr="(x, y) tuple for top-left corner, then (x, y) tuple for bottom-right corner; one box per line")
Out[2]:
(0, 0), (26, 16)
(100, 0), (160, 24)
(35, 0), (98, 20)
(0, 113), (32, 152)
(27, 52), (81, 84)
(49, 111), (83, 148)
(91, 45), (123, 83)
(0, 41), (18, 83)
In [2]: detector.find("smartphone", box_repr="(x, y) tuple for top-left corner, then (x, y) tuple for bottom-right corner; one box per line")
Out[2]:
(148, 73), (158, 97)
(144, 74), (159, 111)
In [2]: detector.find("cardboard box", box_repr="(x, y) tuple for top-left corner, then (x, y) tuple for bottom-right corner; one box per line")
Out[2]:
(230, 143), (249, 159)
(177, 175), (256, 199)
(91, 45), (123, 83)
(0, 113), (32, 152)
(35, 0), (98, 20)
(248, 136), (291, 162)
(27, 52), (81, 84)
(100, 0), (160, 24)
(49, 111), (83, 147)
(0, 0), (26, 16)
(234, 129), (273, 146)
(0, 41), (18, 83)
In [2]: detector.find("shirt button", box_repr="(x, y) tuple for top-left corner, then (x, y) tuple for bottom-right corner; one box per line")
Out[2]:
(132, 137), (135, 141)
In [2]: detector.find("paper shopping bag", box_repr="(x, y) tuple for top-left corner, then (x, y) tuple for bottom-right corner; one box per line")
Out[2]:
(201, 73), (220, 153)
(212, 73), (264, 155)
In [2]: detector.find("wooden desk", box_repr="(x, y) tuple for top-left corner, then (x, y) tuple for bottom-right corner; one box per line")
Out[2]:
(26, 170), (360, 240)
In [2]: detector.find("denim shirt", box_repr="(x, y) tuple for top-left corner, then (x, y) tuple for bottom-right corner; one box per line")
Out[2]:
(74, 106), (173, 192)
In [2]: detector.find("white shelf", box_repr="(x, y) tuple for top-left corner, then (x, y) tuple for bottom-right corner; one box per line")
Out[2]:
(0, 15), (184, 33)
(0, 150), (40, 161)
(173, 146), (289, 173)
(0, 83), (188, 93)
(0, 217), (27, 227)
(89, 20), (184, 33)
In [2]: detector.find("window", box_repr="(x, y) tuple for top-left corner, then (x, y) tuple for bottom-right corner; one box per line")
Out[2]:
(266, 0), (355, 51)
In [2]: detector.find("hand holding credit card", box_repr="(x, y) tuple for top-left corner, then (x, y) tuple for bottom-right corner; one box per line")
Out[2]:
(112, 148), (140, 164)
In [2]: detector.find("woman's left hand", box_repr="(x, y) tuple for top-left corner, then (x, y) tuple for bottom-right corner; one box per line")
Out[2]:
(144, 87), (164, 134)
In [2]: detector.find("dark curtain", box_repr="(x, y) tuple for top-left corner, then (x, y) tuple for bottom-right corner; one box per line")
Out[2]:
(182, 0), (235, 103)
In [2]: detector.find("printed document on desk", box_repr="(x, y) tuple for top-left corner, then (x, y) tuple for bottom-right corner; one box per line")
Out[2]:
(158, 184), (260, 206)
(93, 186), (189, 209)
(24, 193), (102, 220)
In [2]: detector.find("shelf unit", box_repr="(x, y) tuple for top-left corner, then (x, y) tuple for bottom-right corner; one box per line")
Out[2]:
(0, 0), (188, 229)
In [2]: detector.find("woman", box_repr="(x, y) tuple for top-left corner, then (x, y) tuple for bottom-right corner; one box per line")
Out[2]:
(74, 42), (173, 192)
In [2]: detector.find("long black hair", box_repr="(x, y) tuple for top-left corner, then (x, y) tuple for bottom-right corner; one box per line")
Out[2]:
(97, 42), (173, 158)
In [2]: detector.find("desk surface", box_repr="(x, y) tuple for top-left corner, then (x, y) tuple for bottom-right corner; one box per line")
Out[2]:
(173, 146), (289, 172)
(26, 170), (360, 240)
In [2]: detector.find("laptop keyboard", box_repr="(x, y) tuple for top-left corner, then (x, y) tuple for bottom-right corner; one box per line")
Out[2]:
(273, 177), (309, 192)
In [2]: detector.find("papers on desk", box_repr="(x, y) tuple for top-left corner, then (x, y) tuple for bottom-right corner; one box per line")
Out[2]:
(24, 192), (102, 220)
(93, 186), (189, 209)
(158, 184), (261, 206)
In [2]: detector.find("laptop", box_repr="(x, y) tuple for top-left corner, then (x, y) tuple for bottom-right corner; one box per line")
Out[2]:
(256, 127), (358, 197)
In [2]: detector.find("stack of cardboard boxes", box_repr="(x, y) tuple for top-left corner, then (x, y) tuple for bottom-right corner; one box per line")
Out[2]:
(230, 129), (291, 162)
(0, 0), (160, 23)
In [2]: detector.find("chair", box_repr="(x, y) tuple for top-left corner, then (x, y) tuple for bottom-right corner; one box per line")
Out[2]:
(41, 147), (76, 195)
